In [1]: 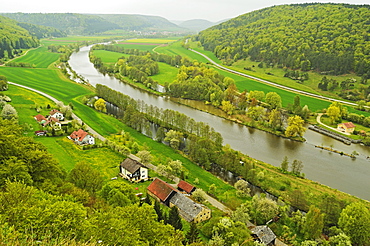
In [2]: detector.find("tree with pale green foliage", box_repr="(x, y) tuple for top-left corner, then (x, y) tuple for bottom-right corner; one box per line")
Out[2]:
(265, 92), (282, 109)
(94, 98), (107, 113)
(1, 104), (18, 121)
(285, 115), (306, 138)
(338, 202), (370, 245)
(303, 205), (324, 240)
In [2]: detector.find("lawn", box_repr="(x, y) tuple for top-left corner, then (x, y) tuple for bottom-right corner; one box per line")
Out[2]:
(92, 50), (124, 64)
(36, 136), (123, 178)
(151, 62), (178, 84)
(8, 46), (60, 68)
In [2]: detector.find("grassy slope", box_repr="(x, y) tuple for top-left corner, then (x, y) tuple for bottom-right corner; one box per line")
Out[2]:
(5, 38), (369, 211)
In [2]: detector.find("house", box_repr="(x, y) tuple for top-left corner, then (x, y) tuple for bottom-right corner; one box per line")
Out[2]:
(68, 129), (95, 145)
(147, 178), (211, 223)
(43, 117), (62, 130)
(147, 178), (177, 206)
(251, 226), (276, 246)
(337, 122), (355, 134)
(49, 109), (64, 121)
(34, 114), (47, 124)
(177, 180), (196, 194)
(169, 192), (211, 223)
(120, 157), (148, 182)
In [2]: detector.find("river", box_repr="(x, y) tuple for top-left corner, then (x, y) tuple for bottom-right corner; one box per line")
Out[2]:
(69, 46), (370, 201)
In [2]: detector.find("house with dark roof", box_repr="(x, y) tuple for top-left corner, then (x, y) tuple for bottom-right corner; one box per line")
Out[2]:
(177, 180), (196, 194)
(170, 192), (211, 223)
(120, 157), (148, 182)
(251, 225), (276, 246)
(68, 129), (95, 145)
(147, 178), (211, 223)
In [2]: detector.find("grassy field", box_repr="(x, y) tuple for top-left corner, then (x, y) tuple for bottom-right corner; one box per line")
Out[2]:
(8, 46), (60, 68)
(92, 50), (124, 64)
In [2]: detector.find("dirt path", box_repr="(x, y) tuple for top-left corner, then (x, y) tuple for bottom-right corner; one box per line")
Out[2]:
(316, 113), (350, 135)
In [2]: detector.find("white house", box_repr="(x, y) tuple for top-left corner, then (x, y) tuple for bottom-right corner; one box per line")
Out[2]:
(49, 109), (64, 121)
(68, 129), (95, 145)
(120, 157), (148, 182)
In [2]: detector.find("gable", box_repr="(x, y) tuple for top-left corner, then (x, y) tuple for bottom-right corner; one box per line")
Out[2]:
(147, 178), (177, 202)
(178, 180), (195, 194)
(120, 157), (145, 174)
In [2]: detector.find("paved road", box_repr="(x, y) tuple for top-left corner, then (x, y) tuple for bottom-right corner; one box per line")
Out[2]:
(8, 82), (106, 142)
(189, 48), (359, 108)
(10, 81), (287, 245)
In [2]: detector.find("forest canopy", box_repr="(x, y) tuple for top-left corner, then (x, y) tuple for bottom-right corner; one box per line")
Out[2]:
(197, 3), (370, 77)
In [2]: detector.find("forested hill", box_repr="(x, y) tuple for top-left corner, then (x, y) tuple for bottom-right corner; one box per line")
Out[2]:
(95, 14), (187, 32)
(17, 22), (66, 39)
(0, 13), (121, 35)
(0, 15), (39, 61)
(197, 3), (370, 77)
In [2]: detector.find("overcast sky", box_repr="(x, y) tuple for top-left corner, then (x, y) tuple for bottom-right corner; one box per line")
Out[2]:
(1, 0), (369, 22)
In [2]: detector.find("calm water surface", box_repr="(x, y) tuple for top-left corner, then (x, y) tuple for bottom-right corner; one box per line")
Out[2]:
(69, 46), (370, 201)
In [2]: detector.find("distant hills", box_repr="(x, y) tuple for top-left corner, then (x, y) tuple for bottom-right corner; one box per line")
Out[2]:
(173, 19), (228, 33)
(95, 14), (186, 32)
(0, 13), (193, 35)
(197, 3), (370, 76)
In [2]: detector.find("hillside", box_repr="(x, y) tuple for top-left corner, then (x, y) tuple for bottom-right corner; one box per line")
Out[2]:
(0, 15), (39, 61)
(0, 13), (121, 35)
(197, 3), (370, 77)
(17, 22), (66, 39)
(178, 19), (215, 33)
(95, 14), (188, 32)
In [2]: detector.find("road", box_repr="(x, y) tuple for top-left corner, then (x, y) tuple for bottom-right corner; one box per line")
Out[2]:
(189, 48), (359, 108)
(9, 81), (287, 246)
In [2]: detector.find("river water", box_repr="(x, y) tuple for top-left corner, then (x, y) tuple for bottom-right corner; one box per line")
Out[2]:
(69, 46), (370, 201)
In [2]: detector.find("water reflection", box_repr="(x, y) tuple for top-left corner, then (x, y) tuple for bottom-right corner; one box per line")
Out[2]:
(69, 45), (370, 201)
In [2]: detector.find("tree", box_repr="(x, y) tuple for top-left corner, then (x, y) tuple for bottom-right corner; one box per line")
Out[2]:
(1, 104), (18, 121)
(285, 115), (306, 138)
(185, 222), (201, 244)
(164, 130), (183, 150)
(281, 156), (289, 172)
(192, 188), (206, 203)
(231, 203), (250, 224)
(265, 92), (282, 109)
(136, 150), (152, 165)
(303, 205), (324, 240)
(291, 159), (303, 175)
(0, 75), (8, 91)
(166, 206), (182, 230)
(250, 195), (279, 224)
(338, 202), (370, 245)
(268, 108), (283, 130)
(221, 100), (235, 115)
(154, 199), (165, 222)
(94, 98), (107, 113)
(234, 179), (250, 198)
(327, 104), (341, 124)
(329, 233), (352, 246)
(68, 162), (104, 194)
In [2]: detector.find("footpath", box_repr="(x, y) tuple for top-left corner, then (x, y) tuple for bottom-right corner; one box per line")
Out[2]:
(9, 81), (287, 246)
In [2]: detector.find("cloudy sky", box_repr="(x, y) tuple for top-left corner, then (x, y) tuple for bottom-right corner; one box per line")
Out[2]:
(1, 0), (369, 22)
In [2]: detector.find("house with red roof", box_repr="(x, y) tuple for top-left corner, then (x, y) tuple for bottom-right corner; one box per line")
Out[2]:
(68, 129), (95, 145)
(147, 178), (177, 206)
(120, 157), (148, 182)
(34, 114), (47, 124)
(337, 122), (356, 134)
(177, 180), (196, 194)
(147, 178), (211, 223)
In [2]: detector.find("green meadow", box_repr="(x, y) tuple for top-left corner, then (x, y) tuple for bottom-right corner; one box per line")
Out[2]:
(9, 46), (60, 68)
(92, 50), (124, 64)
